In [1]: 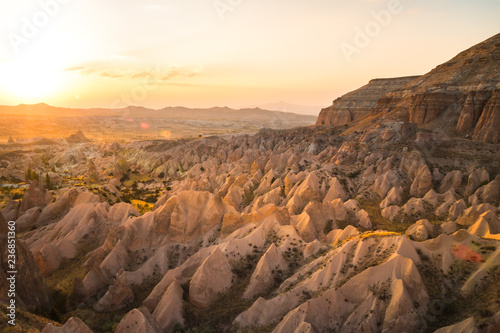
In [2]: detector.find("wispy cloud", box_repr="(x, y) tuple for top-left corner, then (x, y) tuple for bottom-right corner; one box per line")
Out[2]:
(65, 64), (203, 81)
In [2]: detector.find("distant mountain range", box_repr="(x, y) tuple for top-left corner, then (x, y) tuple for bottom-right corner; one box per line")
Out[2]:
(246, 102), (322, 116)
(0, 103), (317, 122)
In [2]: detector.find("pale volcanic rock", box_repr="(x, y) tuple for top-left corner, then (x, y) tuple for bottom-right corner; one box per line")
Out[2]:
(239, 237), (427, 332)
(41, 317), (93, 333)
(189, 247), (233, 307)
(243, 243), (287, 299)
(94, 270), (134, 312)
(440, 221), (458, 235)
(144, 246), (215, 312)
(434, 317), (479, 333)
(373, 170), (398, 198)
(30, 202), (108, 275)
(115, 307), (162, 333)
(402, 198), (426, 216)
(439, 170), (463, 193)
(422, 189), (440, 207)
(323, 225), (359, 244)
(1, 199), (20, 222)
(381, 206), (401, 221)
(449, 199), (467, 220)
(462, 248), (500, 295)
(465, 168), (490, 197)
(108, 202), (140, 224)
(331, 199), (347, 221)
(255, 169), (280, 195)
(410, 165), (432, 198)
(16, 206), (41, 232)
(406, 219), (435, 241)
(467, 211), (500, 237)
(323, 177), (347, 202)
(457, 203), (498, 225)
(35, 188), (81, 227)
(152, 279), (184, 332)
(303, 240), (324, 259)
(286, 173), (323, 215)
(480, 175), (500, 203)
(166, 190), (227, 243)
(399, 152), (426, 179)
(0, 167), (25, 182)
(19, 180), (52, 215)
(356, 209), (372, 229)
(380, 186), (403, 209)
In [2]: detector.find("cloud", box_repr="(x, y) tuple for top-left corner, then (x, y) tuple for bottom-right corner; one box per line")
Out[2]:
(64, 64), (203, 82)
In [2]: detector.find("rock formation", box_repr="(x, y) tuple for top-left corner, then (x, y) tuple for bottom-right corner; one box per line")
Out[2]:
(316, 76), (419, 126)
(316, 33), (500, 143)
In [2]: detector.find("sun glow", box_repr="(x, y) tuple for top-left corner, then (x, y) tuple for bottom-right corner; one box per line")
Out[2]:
(0, 58), (64, 102)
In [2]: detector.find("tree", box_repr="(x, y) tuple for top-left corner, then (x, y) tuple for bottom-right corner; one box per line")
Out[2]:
(26, 167), (32, 181)
(32, 171), (40, 182)
(51, 166), (56, 172)
(46, 174), (52, 190)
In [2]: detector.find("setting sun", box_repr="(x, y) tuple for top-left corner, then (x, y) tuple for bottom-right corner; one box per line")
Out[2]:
(0, 58), (63, 102)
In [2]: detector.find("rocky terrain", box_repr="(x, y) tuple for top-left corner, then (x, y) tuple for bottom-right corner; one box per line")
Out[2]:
(316, 76), (420, 126)
(317, 33), (500, 143)
(0, 34), (499, 333)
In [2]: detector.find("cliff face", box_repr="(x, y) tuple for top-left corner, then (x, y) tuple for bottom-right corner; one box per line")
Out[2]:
(316, 76), (420, 126)
(317, 33), (500, 143)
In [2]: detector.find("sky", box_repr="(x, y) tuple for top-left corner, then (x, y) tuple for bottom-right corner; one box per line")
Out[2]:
(0, 0), (499, 112)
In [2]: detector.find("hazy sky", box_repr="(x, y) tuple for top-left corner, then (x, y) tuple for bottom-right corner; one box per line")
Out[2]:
(0, 0), (499, 111)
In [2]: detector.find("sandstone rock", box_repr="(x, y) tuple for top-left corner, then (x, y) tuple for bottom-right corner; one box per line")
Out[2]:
(406, 219), (434, 241)
(152, 280), (184, 332)
(19, 180), (52, 215)
(439, 170), (462, 193)
(286, 173), (322, 215)
(409, 92), (458, 125)
(94, 270), (134, 312)
(440, 221), (458, 235)
(15, 206), (41, 232)
(434, 317), (478, 333)
(42, 317), (93, 333)
(380, 186), (403, 209)
(449, 199), (467, 220)
(481, 176), (500, 203)
(164, 191), (226, 243)
(1, 199), (20, 222)
(457, 90), (493, 132)
(323, 177), (347, 202)
(108, 202), (140, 224)
(467, 211), (500, 237)
(410, 165), (432, 198)
(474, 89), (500, 143)
(316, 77), (419, 126)
(115, 307), (162, 333)
(189, 247), (233, 307)
(381, 206), (401, 221)
(356, 209), (372, 229)
(465, 168), (489, 197)
(402, 198), (426, 216)
(244, 243), (286, 299)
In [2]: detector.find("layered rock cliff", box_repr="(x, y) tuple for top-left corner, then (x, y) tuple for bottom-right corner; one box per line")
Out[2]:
(318, 33), (500, 143)
(316, 76), (420, 126)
